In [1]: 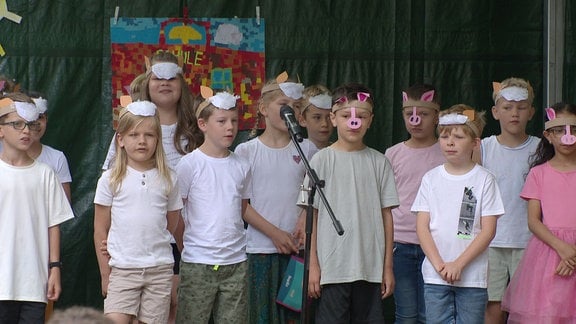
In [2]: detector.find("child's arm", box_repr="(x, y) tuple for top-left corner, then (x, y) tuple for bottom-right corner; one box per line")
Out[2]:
(242, 204), (298, 254)
(416, 211), (445, 274)
(308, 208), (321, 299)
(62, 182), (72, 203)
(47, 225), (62, 301)
(527, 199), (576, 276)
(93, 204), (112, 297)
(441, 215), (497, 284)
(381, 207), (395, 298)
(166, 209), (180, 237)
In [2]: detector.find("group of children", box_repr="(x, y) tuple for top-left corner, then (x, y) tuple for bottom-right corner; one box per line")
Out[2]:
(2, 50), (576, 324)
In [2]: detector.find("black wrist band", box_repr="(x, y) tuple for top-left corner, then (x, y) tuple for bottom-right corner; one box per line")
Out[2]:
(49, 261), (62, 269)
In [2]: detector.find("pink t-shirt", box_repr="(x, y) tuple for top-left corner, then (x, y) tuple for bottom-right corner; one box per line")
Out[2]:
(385, 142), (445, 244)
(521, 162), (576, 229)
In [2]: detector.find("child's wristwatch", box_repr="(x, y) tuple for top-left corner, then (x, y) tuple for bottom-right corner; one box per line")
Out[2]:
(49, 261), (62, 269)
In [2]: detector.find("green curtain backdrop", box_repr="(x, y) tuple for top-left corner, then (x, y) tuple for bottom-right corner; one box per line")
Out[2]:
(0, 0), (554, 310)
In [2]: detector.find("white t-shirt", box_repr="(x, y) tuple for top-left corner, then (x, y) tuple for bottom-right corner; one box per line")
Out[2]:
(102, 123), (186, 171)
(385, 142), (445, 244)
(94, 167), (183, 268)
(176, 149), (252, 265)
(412, 164), (504, 288)
(234, 137), (318, 253)
(481, 135), (539, 248)
(0, 160), (74, 303)
(308, 147), (399, 285)
(0, 143), (71, 183)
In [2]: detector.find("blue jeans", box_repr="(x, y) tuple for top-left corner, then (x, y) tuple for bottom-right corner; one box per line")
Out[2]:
(423, 284), (487, 324)
(393, 242), (426, 324)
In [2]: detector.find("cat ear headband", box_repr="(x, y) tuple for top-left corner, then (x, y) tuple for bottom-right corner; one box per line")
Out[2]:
(145, 56), (183, 80)
(196, 86), (240, 118)
(0, 98), (39, 121)
(544, 107), (576, 145)
(261, 71), (304, 100)
(492, 82), (529, 104)
(119, 95), (157, 119)
(402, 90), (440, 126)
(332, 92), (372, 129)
(438, 110), (481, 137)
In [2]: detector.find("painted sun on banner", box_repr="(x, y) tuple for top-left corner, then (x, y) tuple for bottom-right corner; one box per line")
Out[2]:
(110, 17), (265, 130)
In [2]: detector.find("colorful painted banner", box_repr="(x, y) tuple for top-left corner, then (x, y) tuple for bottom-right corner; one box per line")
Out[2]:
(110, 17), (265, 130)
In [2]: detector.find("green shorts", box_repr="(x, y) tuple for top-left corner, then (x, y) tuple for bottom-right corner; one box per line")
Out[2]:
(487, 247), (524, 301)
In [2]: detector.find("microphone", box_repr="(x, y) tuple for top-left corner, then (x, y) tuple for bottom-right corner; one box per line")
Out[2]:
(280, 105), (304, 142)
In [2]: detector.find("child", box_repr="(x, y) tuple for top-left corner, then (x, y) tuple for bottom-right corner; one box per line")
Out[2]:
(234, 71), (317, 324)
(94, 99), (182, 324)
(298, 84), (334, 149)
(384, 84), (444, 323)
(176, 87), (252, 323)
(102, 51), (202, 323)
(411, 104), (504, 324)
(502, 102), (576, 323)
(480, 78), (539, 323)
(307, 83), (398, 323)
(0, 93), (74, 323)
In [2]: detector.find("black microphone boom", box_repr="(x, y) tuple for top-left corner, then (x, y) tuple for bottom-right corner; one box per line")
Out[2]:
(280, 105), (304, 142)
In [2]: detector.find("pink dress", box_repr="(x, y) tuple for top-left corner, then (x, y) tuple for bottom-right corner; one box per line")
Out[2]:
(502, 162), (576, 323)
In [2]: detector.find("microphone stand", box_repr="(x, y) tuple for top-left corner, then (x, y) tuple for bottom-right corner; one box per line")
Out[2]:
(287, 128), (344, 324)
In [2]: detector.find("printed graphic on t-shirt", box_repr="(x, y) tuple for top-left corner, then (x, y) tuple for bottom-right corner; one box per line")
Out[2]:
(457, 186), (476, 239)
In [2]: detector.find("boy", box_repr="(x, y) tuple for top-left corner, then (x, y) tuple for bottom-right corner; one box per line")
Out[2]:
(0, 93), (74, 323)
(298, 84), (334, 149)
(307, 83), (398, 323)
(384, 84), (445, 323)
(412, 104), (504, 324)
(480, 78), (539, 323)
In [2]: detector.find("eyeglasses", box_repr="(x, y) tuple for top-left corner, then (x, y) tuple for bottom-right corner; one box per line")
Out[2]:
(547, 126), (576, 136)
(0, 120), (42, 131)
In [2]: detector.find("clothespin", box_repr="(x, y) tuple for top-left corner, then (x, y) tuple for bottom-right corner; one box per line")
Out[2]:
(113, 6), (120, 24)
(256, 5), (260, 25)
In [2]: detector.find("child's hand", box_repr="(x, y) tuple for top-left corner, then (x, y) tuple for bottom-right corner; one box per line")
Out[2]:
(555, 241), (576, 267)
(47, 268), (62, 301)
(555, 260), (575, 277)
(100, 274), (110, 298)
(270, 228), (299, 254)
(308, 262), (321, 299)
(439, 261), (462, 284)
(100, 239), (110, 260)
(381, 267), (395, 299)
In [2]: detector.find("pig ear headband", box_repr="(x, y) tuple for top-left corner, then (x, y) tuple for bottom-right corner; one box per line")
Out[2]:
(438, 110), (481, 137)
(196, 85), (240, 118)
(119, 95), (157, 119)
(402, 90), (440, 126)
(261, 71), (304, 99)
(332, 92), (372, 129)
(0, 98), (39, 121)
(493, 82), (529, 104)
(544, 107), (576, 145)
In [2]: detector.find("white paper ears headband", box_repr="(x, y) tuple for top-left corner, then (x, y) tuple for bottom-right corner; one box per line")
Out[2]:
(261, 71), (304, 100)
(195, 86), (240, 118)
(119, 95), (157, 118)
(303, 93), (332, 112)
(145, 56), (183, 80)
(492, 82), (529, 103)
(544, 107), (576, 145)
(0, 98), (39, 121)
(402, 90), (439, 125)
(438, 110), (481, 137)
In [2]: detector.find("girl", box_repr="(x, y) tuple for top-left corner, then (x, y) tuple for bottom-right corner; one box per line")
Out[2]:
(234, 72), (317, 323)
(298, 84), (334, 149)
(102, 51), (202, 323)
(94, 99), (182, 324)
(176, 86), (252, 323)
(502, 102), (576, 323)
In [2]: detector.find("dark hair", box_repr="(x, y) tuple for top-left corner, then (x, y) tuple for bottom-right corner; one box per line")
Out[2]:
(530, 102), (576, 168)
(331, 83), (374, 107)
(403, 83), (440, 105)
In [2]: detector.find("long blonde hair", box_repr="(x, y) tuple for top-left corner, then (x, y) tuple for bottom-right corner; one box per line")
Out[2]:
(109, 110), (173, 195)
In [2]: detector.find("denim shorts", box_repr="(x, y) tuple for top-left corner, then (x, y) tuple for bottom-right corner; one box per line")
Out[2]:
(424, 283), (487, 324)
